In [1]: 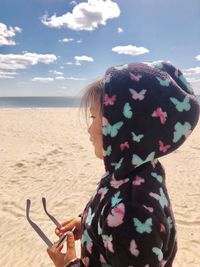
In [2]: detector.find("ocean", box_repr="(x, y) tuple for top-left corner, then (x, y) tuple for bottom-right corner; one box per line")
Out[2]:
(0, 95), (199, 108)
(0, 97), (81, 108)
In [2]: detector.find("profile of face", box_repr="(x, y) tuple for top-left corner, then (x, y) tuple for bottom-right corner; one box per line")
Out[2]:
(88, 101), (103, 160)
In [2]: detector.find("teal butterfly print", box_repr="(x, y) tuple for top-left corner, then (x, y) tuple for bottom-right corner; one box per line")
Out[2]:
(145, 61), (163, 69)
(123, 102), (133, 119)
(179, 74), (193, 93)
(152, 247), (163, 261)
(114, 64), (128, 71)
(132, 132), (144, 143)
(82, 229), (92, 244)
(102, 264), (112, 267)
(132, 152), (155, 167)
(170, 96), (191, 112)
(156, 77), (171, 87)
(103, 145), (112, 157)
(98, 221), (102, 235)
(173, 122), (192, 143)
(159, 188), (168, 208)
(167, 216), (173, 230)
(86, 207), (95, 226)
(104, 73), (111, 84)
(151, 61), (163, 69)
(151, 172), (163, 183)
(111, 192), (122, 207)
(111, 158), (124, 170)
(133, 217), (152, 234)
(103, 121), (123, 137)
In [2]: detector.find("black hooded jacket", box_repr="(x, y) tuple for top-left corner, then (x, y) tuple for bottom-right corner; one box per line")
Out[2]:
(67, 62), (199, 267)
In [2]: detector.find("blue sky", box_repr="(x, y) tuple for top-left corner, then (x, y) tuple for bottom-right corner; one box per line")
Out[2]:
(0, 0), (200, 96)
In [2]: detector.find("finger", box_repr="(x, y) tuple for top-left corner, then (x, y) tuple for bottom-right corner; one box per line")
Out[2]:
(67, 232), (75, 250)
(47, 247), (55, 261)
(57, 244), (64, 252)
(59, 223), (75, 233)
(55, 228), (63, 236)
(61, 219), (73, 227)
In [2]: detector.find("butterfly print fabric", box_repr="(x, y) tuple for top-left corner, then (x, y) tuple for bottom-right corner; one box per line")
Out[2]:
(66, 62), (199, 267)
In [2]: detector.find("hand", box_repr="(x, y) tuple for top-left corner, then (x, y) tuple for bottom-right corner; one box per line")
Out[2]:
(47, 231), (77, 267)
(55, 217), (81, 240)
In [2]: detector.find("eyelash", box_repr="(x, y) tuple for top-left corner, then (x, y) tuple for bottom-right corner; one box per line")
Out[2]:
(89, 115), (95, 119)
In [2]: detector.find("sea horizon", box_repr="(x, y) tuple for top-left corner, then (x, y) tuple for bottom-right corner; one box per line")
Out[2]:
(0, 96), (81, 108)
(0, 95), (199, 108)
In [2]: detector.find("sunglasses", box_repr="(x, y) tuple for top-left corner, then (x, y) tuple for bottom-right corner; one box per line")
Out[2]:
(26, 197), (75, 251)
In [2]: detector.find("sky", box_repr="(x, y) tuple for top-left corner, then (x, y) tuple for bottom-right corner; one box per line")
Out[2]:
(0, 0), (200, 96)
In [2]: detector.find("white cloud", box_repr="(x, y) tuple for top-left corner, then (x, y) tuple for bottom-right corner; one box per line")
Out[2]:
(70, 1), (77, 5)
(0, 70), (17, 79)
(195, 55), (200, 61)
(41, 0), (120, 31)
(49, 70), (64, 75)
(183, 67), (200, 85)
(32, 77), (54, 83)
(55, 76), (66, 80)
(65, 62), (73, 65)
(77, 39), (82, 43)
(0, 22), (22, 46)
(56, 76), (87, 81)
(184, 67), (200, 76)
(74, 55), (94, 65)
(65, 76), (86, 80)
(187, 77), (200, 83)
(117, 27), (123, 33)
(0, 52), (57, 70)
(59, 37), (74, 43)
(112, 45), (149, 56)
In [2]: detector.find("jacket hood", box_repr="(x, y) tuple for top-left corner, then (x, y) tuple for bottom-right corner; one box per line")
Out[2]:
(102, 61), (199, 179)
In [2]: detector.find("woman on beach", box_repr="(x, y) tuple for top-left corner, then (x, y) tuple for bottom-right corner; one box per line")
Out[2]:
(47, 61), (199, 267)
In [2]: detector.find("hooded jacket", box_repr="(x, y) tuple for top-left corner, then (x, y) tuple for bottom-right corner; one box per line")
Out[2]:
(66, 62), (199, 267)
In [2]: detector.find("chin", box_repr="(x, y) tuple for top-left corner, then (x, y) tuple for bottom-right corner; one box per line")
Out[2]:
(95, 150), (103, 160)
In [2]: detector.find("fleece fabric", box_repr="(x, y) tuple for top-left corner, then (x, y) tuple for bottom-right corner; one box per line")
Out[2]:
(67, 61), (199, 267)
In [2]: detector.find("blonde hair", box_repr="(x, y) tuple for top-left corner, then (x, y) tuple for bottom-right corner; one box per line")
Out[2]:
(80, 78), (104, 122)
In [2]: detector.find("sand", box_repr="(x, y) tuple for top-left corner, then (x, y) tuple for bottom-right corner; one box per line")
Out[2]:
(0, 108), (199, 267)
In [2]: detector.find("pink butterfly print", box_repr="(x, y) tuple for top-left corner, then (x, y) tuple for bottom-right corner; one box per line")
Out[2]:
(151, 159), (158, 168)
(129, 239), (140, 257)
(149, 192), (160, 201)
(159, 140), (171, 152)
(104, 94), (117, 106)
(100, 254), (106, 264)
(86, 243), (93, 254)
(143, 205), (154, 213)
(82, 257), (90, 267)
(152, 107), (167, 124)
(132, 175), (145, 186)
(98, 187), (108, 201)
(103, 237), (114, 253)
(129, 72), (142, 82)
(160, 224), (166, 233)
(129, 88), (147, 100)
(102, 117), (109, 126)
(107, 203), (125, 227)
(110, 174), (129, 189)
(175, 68), (179, 78)
(120, 141), (130, 151)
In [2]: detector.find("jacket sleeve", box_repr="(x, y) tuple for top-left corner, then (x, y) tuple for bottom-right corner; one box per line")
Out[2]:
(101, 202), (167, 267)
(64, 258), (85, 267)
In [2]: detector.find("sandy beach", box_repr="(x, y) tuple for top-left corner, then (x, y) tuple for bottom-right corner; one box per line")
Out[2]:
(0, 108), (199, 267)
